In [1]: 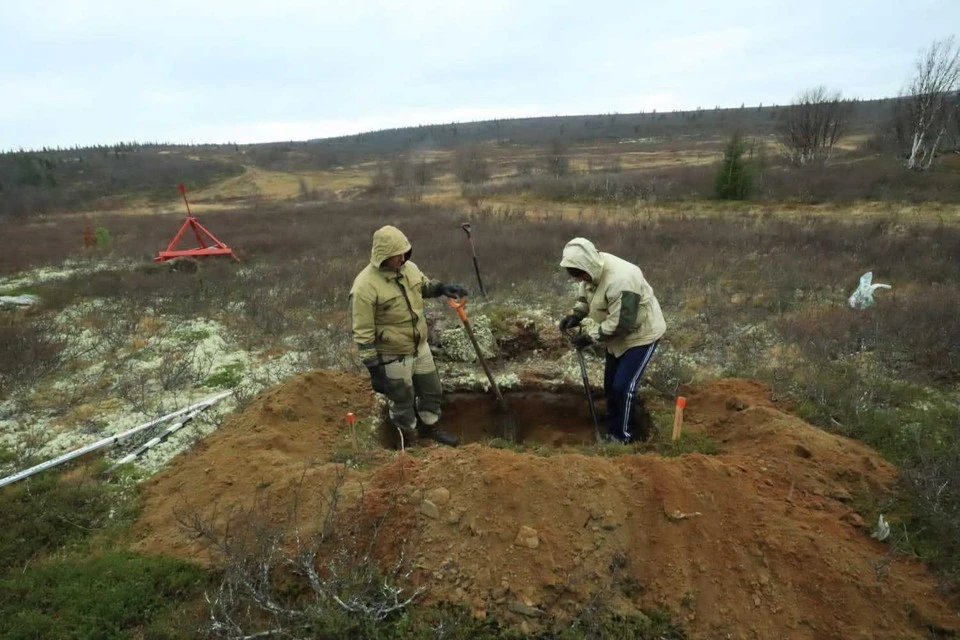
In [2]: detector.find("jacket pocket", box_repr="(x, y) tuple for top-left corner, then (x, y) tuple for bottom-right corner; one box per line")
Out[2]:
(377, 292), (407, 323)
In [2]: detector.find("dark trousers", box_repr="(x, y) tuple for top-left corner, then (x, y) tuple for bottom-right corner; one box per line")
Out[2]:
(603, 340), (659, 442)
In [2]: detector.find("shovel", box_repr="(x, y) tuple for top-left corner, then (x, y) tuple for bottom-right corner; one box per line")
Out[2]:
(566, 327), (602, 443)
(448, 296), (517, 442)
(460, 223), (487, 297)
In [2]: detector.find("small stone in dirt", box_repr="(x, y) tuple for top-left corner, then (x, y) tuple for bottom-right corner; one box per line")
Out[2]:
(794, 444), (813, 459)
(509, 600), (544, 618)
(465, 516), (483, 536)
(408, 489), (422, 505)
(828, 487), (853, 503)
(726, 396), (747, 411)
(841, 512), (867, 528)
(514, 525), (540, 549)
(426, 487), (450, 506)
(447, 510), (463, 525)
(421, 499), (440, 519)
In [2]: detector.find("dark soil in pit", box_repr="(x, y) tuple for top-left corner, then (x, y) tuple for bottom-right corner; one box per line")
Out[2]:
(378, 389), (652, 448)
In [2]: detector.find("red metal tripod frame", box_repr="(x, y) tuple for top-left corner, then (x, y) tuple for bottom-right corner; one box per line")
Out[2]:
(155, 216), (238, 262)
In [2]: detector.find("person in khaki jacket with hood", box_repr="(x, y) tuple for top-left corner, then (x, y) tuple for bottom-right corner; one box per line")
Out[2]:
(350, 225), (468, 447)
(558, 237), (666, 443)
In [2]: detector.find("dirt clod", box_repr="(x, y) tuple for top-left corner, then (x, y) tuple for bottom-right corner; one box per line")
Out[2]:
(426, 487), (450, 506)
(514, 525), (540, 549)
(420, 499), (440, 519)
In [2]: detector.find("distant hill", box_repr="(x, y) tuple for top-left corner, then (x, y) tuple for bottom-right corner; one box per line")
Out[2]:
(0, 98), (902, 217)
(223, 98), (901, 173)
(305, 97), (897, 150)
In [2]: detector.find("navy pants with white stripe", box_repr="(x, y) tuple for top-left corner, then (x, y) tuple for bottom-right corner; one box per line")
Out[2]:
(603, 340), (659, 442)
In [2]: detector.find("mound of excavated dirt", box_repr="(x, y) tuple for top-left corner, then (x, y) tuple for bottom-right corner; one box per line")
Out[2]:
(132, 370), (376, 560)
(131, 372), (959, 639)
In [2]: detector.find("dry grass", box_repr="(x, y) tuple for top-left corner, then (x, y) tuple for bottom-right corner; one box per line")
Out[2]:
(23, 133), (955, 223)
(3, 197), (960, 595)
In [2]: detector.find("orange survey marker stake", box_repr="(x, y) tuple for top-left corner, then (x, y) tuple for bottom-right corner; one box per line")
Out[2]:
(346, 412), (358, 452)
(671, 396), (687, 442)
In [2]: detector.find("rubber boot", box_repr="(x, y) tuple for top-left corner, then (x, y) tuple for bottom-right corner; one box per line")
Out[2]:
(417, 424), (459, 447)
(389, 420), (418, 449)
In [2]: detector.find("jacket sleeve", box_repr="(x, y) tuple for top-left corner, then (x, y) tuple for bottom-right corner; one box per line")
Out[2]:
(592, 288), (643, 342)
(350, 286), (377, 357)
(407, 262), (443, 298)
(421, 277), (444, 298)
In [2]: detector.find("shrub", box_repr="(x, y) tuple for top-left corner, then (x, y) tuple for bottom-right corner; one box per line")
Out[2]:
(94, 225), (112, 247)
(0, 313), (66, 399)
(903, 441), (960, 589)
(0, 471), (139, 574)
(714, 132), (754, 200)
(0, 551), (206, 640)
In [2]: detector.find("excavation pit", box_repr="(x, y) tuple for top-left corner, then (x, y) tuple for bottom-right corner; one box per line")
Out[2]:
(378, 388), (652, 448)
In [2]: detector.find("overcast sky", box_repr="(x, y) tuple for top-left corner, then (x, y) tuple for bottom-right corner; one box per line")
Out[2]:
(1, 1), (957, 150)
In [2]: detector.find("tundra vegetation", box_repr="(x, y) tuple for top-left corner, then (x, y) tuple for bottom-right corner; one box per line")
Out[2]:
(1, 40), (959, 637)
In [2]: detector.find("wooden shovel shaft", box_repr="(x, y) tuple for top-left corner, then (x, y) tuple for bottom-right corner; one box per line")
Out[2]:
(462, 318), (508, 408)
(575, 348), (602, 443)
(449, 296), (515, 441)
(461, 224), (487, 297)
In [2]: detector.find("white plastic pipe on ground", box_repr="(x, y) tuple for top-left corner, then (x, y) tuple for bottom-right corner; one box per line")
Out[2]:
(0, 390), (233, 489)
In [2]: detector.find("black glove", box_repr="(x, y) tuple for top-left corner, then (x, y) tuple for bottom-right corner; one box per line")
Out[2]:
(439, 283), (469, 299)
(558, 314), (583, 331)
(571, 333), (594, 350)
(362, 355), (388, 394)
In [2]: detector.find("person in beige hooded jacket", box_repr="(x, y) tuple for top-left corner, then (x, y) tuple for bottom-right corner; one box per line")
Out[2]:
(349, 225), (468, 447)
(558, 237), (666, 443)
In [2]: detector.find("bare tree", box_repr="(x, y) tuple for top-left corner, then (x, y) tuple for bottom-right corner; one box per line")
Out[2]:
(545, 138), (570, 177)
(411, 158), (431, 187)
(389, 154), (412, 187)
(776, 87), (854, 166)
(454, 145), (490, 184)
(902, 37), (960, 170)
(176, 467), (423, 638)
(368, 160), (393, 196)
(951, 92), (960, 151)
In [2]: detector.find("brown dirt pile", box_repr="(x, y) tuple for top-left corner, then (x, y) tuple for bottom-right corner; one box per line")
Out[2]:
(132, 369), (375, 560)
(131, 372), (959, 639)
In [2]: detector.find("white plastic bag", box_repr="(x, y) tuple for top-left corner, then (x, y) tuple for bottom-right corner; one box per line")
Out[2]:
(0, 295), (39, 307)
(848, 272), (891, 310)
(871, 514), (890, 541)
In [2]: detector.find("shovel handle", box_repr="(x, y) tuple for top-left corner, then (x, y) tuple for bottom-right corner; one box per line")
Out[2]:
(447, 295), (468, 321)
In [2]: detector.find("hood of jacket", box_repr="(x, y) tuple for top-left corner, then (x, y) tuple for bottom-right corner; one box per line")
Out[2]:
(370, 225), (412, 268)
(560, 237), (604, 281)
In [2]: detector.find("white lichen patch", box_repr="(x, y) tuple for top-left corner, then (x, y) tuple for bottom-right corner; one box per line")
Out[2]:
(0, 259), (137, 293)
(437, 314), (496, 362)
(558, 348), (606, 390)
(0, 302), (328, 480)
